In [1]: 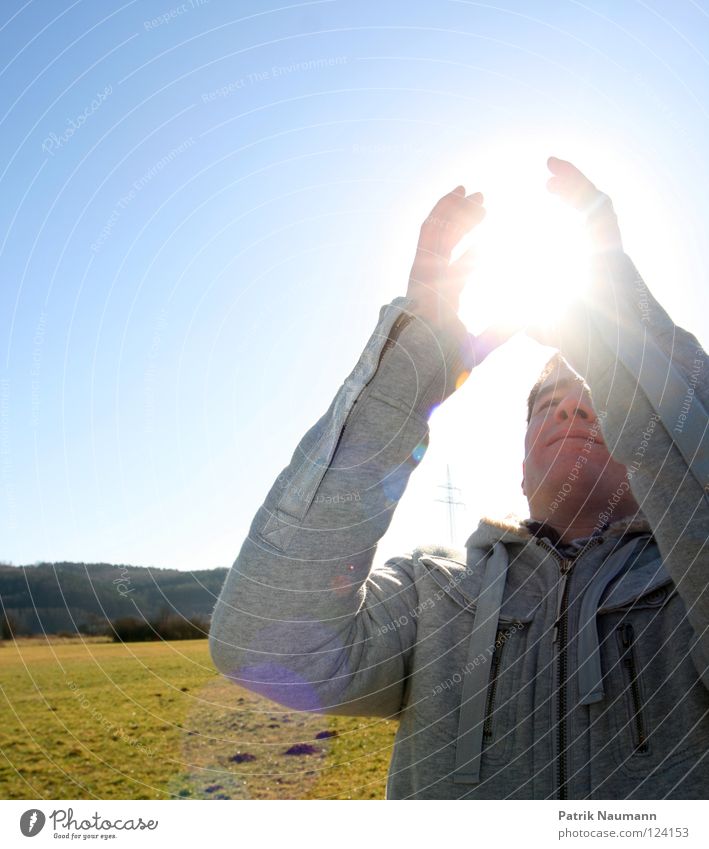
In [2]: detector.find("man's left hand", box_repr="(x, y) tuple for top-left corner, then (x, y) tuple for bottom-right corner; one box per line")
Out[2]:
(525, 157), (625, 350)
(546, 156), (623, 253)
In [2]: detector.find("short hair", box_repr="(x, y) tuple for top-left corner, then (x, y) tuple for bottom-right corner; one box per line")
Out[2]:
(526, 352), (569, 425)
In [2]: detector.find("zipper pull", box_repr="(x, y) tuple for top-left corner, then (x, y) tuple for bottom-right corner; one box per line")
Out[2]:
(380, 313), (414, 357)
(552, 565), (571, 642)
(619, 623), (635, 668)
(619, 623), (633, 649)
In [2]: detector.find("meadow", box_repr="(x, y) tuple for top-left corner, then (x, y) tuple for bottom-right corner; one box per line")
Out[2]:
(0, 637), (396, 800)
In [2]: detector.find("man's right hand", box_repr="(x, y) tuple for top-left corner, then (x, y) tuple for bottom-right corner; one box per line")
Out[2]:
(406, 186), (516, 366)
(406, 186), (486, 326)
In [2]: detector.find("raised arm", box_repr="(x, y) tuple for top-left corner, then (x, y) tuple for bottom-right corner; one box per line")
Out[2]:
(531, 157), (709, 674)
(209, 186), (502, 716)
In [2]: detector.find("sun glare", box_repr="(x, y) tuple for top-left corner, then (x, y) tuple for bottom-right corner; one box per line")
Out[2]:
(394, 136), (688, 549)
(456, 167), (591, 337)
(403, 133), (684, 358)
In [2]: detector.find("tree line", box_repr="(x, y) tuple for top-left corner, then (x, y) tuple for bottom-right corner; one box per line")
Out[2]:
(0, 561), (227, 641)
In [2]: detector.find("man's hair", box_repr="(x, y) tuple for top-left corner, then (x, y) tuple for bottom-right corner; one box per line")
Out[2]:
(526, 352), (568, 425)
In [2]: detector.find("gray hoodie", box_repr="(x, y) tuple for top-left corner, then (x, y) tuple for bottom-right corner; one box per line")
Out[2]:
(209, 250), (709, 799)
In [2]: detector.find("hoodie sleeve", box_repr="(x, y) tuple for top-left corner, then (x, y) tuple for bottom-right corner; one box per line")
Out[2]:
(208, 297), (477, 716)
(558, 250), (709, 681)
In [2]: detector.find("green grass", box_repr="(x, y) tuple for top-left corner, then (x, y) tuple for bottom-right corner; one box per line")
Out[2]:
(0, 637), (397, 800)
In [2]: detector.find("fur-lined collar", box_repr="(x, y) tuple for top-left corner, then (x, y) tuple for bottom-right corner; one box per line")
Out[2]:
(465, 512), (653, 551)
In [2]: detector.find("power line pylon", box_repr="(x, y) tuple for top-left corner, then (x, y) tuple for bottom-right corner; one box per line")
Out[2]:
(435, 464), (465, 545)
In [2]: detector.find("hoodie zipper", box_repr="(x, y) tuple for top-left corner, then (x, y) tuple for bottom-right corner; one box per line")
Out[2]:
(556, 558), (573, 801)
(536, 535), (603, 800)
(617, 623), (649, 753)
(483, 628), (509, 743)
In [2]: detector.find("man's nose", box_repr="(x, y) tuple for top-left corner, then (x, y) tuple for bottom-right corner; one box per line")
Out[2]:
(555, 393), (595, 423)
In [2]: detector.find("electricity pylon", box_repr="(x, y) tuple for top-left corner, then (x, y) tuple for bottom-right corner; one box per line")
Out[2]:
(435, 465), (465, 545)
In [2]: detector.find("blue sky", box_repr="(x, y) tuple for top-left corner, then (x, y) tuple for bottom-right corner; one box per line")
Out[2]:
(2, 0), (709, 570)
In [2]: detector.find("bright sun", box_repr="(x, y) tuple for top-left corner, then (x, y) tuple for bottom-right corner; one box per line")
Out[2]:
(451, 151), (593, 339)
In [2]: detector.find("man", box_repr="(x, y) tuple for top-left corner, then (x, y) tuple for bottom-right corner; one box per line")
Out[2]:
(209, 159), (709, 799)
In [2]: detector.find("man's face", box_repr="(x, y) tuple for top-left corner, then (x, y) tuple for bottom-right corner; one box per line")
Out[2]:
(522, 365), (626, 505)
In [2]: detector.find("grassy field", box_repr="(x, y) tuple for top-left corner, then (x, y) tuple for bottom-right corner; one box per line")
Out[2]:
(0, 637), (397, 800)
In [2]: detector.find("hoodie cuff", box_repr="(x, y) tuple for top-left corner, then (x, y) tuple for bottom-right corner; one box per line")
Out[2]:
(373, 298), (479, 421)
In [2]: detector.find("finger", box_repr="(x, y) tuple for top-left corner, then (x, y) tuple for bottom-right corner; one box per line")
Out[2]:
(546, 175), (565, 195)
(428, 187), (484, 220)
(432, 214), (483, 262)
(547, 156), (585, 178)
(546, 158), (600, 213)
(430, 185), (466, 211)
(547, 174), (596, 204)
(426, 188), (471, 226)
(420, 195), (485, 259)
(440, 191), (486, 235)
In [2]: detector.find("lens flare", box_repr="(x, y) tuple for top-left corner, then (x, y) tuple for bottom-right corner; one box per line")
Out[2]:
(459, 188), (591, 337)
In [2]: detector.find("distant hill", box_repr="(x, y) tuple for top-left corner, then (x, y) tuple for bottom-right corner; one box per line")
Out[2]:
(0, 561), (228, 636)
